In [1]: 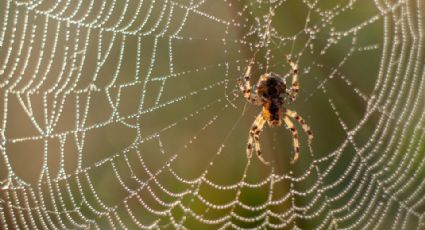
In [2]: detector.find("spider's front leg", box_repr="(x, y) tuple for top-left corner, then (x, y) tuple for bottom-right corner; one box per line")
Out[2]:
(286, 109), (313, 145)
(286, 55), (300, 102)
(238, 58), (262, 105)
(283, 110), (313, 164)
(247, 114), (269, 165)
(283, 116), (300, 164)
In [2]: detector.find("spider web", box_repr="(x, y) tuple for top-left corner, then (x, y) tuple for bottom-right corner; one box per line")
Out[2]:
(0, 0), (424, 229)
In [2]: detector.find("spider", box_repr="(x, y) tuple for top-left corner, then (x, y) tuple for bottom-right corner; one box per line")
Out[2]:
(238, 56), (313, 165)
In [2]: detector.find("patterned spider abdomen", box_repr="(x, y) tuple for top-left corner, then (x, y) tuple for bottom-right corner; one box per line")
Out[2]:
(257, 74), (286, 126)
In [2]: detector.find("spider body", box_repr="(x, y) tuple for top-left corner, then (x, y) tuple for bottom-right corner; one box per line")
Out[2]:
(238, 56), (313, 165)
(257, 73), (286, 127)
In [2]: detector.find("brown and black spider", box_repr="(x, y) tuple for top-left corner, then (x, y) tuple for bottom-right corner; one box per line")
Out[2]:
(238, 56), (313, 165)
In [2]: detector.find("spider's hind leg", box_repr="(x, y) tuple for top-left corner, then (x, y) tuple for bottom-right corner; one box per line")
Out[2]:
(238, 58), (262, 105)
(247, 114), (269, 165)
(286, 55), (300, 102)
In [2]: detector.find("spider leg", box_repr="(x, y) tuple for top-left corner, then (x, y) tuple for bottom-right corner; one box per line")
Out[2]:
(286, 55), (299, 102)
(238, 58), (262, 105)
(286, 109), (313, 145)
(283, 116), (300, 164)
(247, 114), (269, 165)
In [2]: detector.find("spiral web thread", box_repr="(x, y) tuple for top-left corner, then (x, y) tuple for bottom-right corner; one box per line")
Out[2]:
(0, 0), (424, 229)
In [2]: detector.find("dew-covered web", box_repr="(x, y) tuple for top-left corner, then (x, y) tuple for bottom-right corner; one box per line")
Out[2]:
(0, 0), (424, 229)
